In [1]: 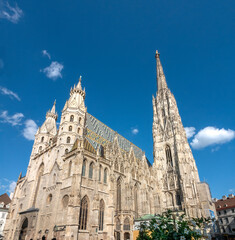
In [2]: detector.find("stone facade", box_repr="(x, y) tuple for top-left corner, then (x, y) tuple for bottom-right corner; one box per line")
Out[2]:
(4, 52), (216, 240)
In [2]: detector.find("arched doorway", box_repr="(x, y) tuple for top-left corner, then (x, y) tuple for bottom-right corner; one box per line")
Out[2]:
(124, 232), (130, 240)
(19, 218), (28, 240)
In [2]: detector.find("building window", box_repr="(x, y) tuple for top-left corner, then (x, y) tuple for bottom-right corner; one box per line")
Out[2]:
(53, 173), (56, 184)
(41, 137), (44, 142)
(116, 218), (121, 231)
(79, 196), (88, 230)
(226, 217), (229, 223)
(218, 211), (221, 215)
(65, 148), (68, 154)
(47, 194), (52, 204)
(82, 160), (86, 177)
(134, 184), (138, 218)
(68, 161), (72, 177)
(120, 163), (124, 174)
(117, 177), (122, 211)
(70, 115), (74, 122)
(62, 195), (69, 208)
(89, 162), (94, 179)
(220, 218), (223, 224)
(165, 145), (173, 166)
(77, 128), (80, 134)
(67, 137), (71, 143)
(224, 210), (227, 214)
(99, 199), (105, 231)
(123, 217), (130, 230)
(232, 208), (235, 213)
(104, 168), (108, 183)
(176, 193), (181, 206)
(79, 117), (82, 124)
(114, 161), (118, 171)
(228, 226), (232, 233)
(99, 165), (102, 182)
(33, 163), (44, 206)
(69, 126), (72, 131)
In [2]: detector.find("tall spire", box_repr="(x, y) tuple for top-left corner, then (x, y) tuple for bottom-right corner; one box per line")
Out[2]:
(76, 75), (82, 90)
(155, 50), (168, 91)
(46, 100), (58, 120)
(51, 100), (56, 114)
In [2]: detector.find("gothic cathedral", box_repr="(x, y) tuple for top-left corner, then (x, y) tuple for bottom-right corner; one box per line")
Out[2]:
(4, 52), (215, 240)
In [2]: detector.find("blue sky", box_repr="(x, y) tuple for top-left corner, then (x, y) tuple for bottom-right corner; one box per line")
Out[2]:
(0, 0), (234, 199)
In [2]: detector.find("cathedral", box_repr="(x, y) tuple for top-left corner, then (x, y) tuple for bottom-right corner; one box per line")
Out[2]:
(4, 51), (216, 240)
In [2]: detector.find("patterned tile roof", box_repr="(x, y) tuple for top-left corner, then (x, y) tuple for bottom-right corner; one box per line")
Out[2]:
(85, 113), (144, 160)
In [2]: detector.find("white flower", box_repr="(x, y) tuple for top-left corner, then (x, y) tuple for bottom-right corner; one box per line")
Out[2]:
(184, 229), (189, 234)
(180, 236), (186, 240)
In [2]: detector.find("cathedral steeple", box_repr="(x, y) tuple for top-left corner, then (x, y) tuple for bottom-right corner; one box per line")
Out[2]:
(155, 50), (168, 91)
(46, 100), (58, 120)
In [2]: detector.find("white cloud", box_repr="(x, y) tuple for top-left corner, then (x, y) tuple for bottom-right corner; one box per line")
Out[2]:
(229, 189), (235, 194)
(0, 111), (24, 126)
(0, 1), (23, 24)
(0, 179), (16, 196)
(42, 50), (51, 59)
(42, 61), (64, 80)
(23, 119), (38, 140)
(131, 128), (139, 135)
(190, 126), (235, 149)
(0, 86), (21, 101)
(185, 127), (196, 139)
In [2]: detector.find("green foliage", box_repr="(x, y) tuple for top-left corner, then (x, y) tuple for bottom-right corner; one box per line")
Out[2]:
(137, 210), (211, 240)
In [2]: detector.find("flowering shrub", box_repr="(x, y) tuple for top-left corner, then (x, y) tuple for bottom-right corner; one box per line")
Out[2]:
(137, 210), (211, 240)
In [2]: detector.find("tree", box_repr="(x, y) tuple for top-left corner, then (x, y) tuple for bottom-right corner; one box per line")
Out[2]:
(137, 210), (212, 240)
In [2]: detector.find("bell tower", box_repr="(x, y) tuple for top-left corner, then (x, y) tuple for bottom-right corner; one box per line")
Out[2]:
(57, 76), (86, 155)
(152, 51), (203, 217)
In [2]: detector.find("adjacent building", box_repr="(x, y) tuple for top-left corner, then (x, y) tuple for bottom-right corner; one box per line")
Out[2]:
(214, 194), (235, 239)
(4, 52), (216, 240)
(0, 193), (11, 239)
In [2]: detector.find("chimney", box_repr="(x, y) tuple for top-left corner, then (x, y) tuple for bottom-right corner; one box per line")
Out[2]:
(228, 194), (234, 199)
(222, 195), (227, 200)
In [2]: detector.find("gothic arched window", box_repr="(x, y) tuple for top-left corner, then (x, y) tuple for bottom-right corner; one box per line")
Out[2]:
(70, 115), (74, 122)
(104, 168), (108, 184)
(99, 199), (105, 231)
(99, 165), (102, 182)
(79, 117), (82, 124)
(67, 137), (71, 143)
(134, 184), (138, 218)
(33, 163), (44, 206)
(79, 196), (88, 230)
(82, 159), (86, 177)
(116, 218), (121, 231)
(114, 161), (118, 171)
(68, 161), (72, 177)
(89, 162), (94, 179)
(41, 136), (44, 142)
(117, 177), (122, 211)
(165, 145), (173, 166)
(69, 126), (72, 131)
(123, 217), (130, 230)
(77, 127), (80, 134)
(120, 163), (124, 174)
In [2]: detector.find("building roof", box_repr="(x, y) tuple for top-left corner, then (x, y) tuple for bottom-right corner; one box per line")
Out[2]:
(85, 113), (145, 161)
(214, 195), (235, 211)
(0, 193), (11, 207)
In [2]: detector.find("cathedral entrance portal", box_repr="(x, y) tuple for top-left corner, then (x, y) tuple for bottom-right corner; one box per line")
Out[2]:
(19, 218), (28, 240)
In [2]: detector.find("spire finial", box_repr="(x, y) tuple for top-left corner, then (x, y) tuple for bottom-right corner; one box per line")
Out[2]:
(51, 99), (56, 114)
(155, 50), (168, 91)
(76, 75), (82, 89)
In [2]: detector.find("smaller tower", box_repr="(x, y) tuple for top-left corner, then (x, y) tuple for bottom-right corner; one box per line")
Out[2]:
(31, 101), (58, 157)
(57, 76), (86, 155)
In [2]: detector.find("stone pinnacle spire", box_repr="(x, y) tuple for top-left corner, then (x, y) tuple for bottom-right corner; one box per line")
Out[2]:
(51, 100), (56, 114)
(46, 100), (58, 120)
(155, 50), (168, 91)
(76, 75), (82, 90)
